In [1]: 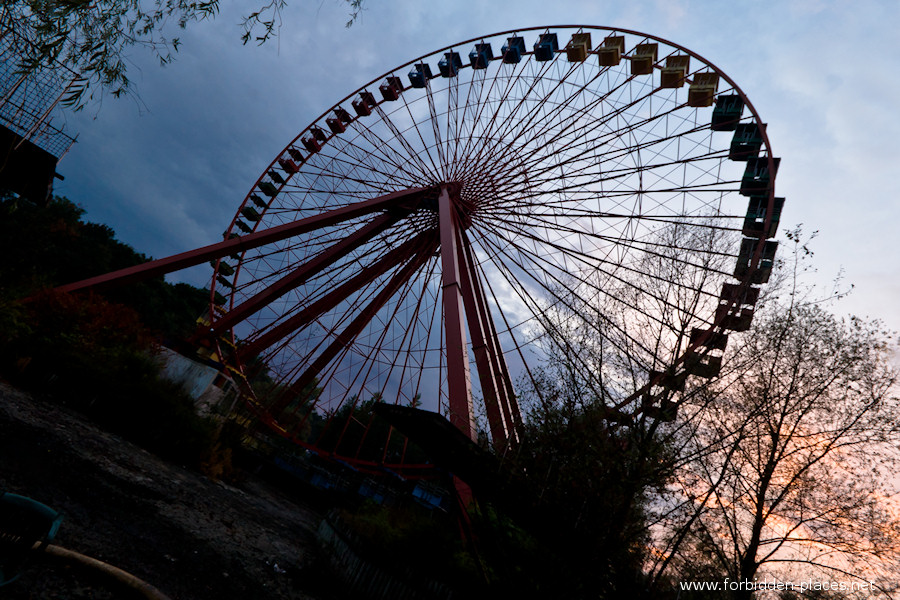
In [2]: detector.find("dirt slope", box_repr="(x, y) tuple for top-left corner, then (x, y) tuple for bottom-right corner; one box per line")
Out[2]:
(0, 382), (331, 599)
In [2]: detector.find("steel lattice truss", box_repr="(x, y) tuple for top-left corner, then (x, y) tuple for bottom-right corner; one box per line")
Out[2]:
(0, 8), (77, 158)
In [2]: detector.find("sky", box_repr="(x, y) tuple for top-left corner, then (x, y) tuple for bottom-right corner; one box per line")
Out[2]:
(49, 0), (900, 333)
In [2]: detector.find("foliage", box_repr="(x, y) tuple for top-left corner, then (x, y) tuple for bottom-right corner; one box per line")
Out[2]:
(335, 502), (466, 582)
(241, 0), (364, 45)
(1, 0), (366, 108)
(654, 301), (900, 598)
(0, 193), (222, 468)
(643, 232), (900, 598)
(0, 194), (208, 341)
(522, 224), (900, 598)
(0, 288), (217, 466)
(499, 370), (672, 599)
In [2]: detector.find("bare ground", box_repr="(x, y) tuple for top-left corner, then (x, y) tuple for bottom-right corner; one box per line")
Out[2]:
(0, 381), (335, 599)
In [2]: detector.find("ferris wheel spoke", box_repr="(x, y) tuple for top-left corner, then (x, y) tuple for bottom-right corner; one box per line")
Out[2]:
(327, 125), (430, 184)
(375, 101), (442, 179)
(474, 231), (619, 404)
(292, 142), (422, 194)
(469, 60), (590, 164)
(473, 224), (655, 365)
(461, 60), (638, 178)
(496, 173), (740, 214)
(237, 229), (438, 361)
(481, 106), (712, 203)
(374, 257), (440, 409)
(231, 225), (379, 302)
(485, 217), (728, 310)
(319, 267), (434, 457)
(494, 208), (736, 265)
(423, 75), (447, 178)
(498, 115), (718, 193)
(270, 237), (439, 415)
(448, 66), (498, 181)
(449, 58), (541, 179)
(447, 55), (572, 181)
(485, 206), (742, 232)
(476, 255), (548, 411)
(348, 112), (434, 182)
(476, 221), (701, 357)
(445, 71), (462, 178)
(311, 250), (439, 424)
(474, 71), (616, 173)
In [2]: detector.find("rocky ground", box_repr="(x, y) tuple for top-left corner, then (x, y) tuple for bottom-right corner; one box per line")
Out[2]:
(0, 381), (336, 599)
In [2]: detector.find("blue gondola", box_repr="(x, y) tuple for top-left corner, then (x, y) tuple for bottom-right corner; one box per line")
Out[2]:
(469, 42), (493, 69)
(533, 33), (558, 61)
(501, 36), (526, 63)
(409, 63), (433, 88)
(438, 52), (462, 78)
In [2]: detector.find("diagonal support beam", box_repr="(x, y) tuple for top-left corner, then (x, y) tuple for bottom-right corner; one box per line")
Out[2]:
(237, 230), (437, 361)
(210, 212), (399, 335)
(54, 186), (432, 294)
(457, 228), (522, 449)
(438, 185), (475, 441)
(270, 238), (439, 416)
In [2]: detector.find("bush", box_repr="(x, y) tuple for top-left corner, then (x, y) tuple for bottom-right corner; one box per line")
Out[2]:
(0, 289), (217, 467)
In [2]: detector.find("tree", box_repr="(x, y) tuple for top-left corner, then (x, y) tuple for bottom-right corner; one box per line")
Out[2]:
(0, 193), (208, 340)
(653, 299), (900, 598)
(484, 223), (736, 598)
(507, 375), (673, 599)
(1, 0), (366, 108)
(517, 222), (900, 598)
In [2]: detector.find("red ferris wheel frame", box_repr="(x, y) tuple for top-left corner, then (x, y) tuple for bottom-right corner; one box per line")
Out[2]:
(58, 25), (782, 476)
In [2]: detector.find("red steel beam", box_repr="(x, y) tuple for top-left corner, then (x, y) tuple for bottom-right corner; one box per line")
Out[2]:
(456, 226), (508, 446)
(210, 212), (399, 335)
(438, 184), (475, 441)
(236, 230), (436, 361)
(465, 229), (523, 437)
(457, 228), (522, 449)
(54, 186), (432, 294)
(269, 238), (438, 416)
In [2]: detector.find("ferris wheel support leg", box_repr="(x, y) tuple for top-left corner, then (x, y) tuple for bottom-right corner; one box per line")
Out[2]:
(456, 228), (521, 449)
(208, 212), (401, 336)
(438, 185), (476, 441)
(51, 186), (432, 296)
(236, 231), (437, 362)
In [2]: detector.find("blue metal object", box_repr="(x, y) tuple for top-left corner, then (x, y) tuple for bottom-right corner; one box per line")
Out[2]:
(533, 32), (558, 62)
(0, 492), (63, 586)
(501, 36), (526, 63)
(408, 63), (433, 88)
(438, 52), (463, 78)
(469, 43), (493, 69)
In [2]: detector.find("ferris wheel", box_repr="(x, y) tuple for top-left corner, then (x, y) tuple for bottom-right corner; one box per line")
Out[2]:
(63, 26), (782, 473)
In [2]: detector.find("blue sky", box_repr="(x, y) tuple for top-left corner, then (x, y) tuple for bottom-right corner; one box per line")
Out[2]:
(51, 0), (900, 332)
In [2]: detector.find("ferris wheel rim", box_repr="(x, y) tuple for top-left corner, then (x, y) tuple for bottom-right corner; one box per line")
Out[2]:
(208, 25), (782, 464)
